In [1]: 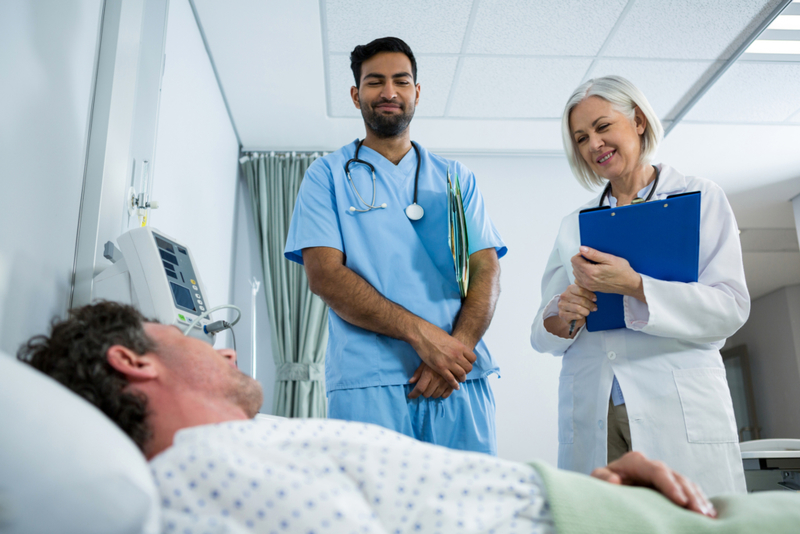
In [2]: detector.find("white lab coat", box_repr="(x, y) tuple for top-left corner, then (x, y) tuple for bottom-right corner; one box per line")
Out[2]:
(530, 164), (749, 497)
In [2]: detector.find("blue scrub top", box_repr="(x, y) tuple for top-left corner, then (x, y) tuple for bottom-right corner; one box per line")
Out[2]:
(284, 140), (507, 392)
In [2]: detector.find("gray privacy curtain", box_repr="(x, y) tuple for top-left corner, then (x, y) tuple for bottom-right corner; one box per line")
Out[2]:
(240, 152), (328, 418)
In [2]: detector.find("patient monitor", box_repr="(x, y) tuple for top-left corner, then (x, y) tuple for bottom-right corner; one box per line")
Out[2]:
(93, 227), (216, 343)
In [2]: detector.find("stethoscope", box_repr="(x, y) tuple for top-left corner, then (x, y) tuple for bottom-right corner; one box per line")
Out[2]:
(598, 165), (660, 208)
(344, 139), (425, 221)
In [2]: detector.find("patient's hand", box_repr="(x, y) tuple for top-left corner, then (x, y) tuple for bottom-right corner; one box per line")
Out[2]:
(591, 451), (716, 518)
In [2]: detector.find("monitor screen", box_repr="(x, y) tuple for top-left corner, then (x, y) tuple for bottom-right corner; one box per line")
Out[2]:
(169, 282), (195, 311)
(159, 249), (178, 265)
(154, 235), (175, 254)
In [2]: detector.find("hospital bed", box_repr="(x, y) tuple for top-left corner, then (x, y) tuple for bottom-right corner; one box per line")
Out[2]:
(741, 438), (800, 492)
(2, 225), (798, 533)
(3, 350), (800, 534)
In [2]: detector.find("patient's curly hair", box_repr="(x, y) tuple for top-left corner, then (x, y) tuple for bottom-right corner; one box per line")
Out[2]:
(17, 301), (155, 451)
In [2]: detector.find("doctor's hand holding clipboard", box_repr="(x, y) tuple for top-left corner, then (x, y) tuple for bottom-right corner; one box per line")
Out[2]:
(549, 245), (645, 337)
(530, 76), (750, 500)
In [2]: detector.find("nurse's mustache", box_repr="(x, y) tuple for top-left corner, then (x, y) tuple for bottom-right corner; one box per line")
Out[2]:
(371, 99), (404, 110)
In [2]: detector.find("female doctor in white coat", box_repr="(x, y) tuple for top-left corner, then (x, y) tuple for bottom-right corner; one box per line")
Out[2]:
(530, 76), (749, 497)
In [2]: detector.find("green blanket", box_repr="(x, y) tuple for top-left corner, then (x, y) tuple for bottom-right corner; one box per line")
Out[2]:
(530, 461), (800, 534)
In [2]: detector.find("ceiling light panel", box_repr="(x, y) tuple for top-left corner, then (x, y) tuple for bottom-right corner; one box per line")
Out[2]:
(327, 54), (458, 117)
(466, 0), (626, 56)
(604, 0), (778, 60)
(684, 62), (800, 122)
(746, 39), (800, 54)
(588, 59), (718, 120)
(448, 57), (593, 118)
(324, 0), (472, 54)
(768, 14), (800, 29)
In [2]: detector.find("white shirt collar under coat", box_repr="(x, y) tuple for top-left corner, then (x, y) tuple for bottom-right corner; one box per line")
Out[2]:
(579, 163), (687, 212)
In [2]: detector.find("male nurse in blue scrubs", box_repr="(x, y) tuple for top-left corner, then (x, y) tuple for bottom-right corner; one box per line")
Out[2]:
(284, 37), (507, 455)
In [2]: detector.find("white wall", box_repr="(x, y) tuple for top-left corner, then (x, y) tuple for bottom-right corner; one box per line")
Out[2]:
(1, 0), (258, 410)
(452, 154), (596, 466)
(726, 285), (800, 439)
(0, 0), (102, 355)
(148, 0), (239, 348)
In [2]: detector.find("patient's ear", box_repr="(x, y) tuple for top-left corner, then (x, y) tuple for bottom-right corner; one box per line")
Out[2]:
(106, 345), (158, 381)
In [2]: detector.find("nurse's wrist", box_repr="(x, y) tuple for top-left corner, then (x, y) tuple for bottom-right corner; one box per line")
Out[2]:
(451, 329), (477, 350)
(403, 316), (427, 348)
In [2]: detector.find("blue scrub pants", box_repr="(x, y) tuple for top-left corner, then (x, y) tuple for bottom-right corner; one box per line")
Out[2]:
(327, 377), (497, 455)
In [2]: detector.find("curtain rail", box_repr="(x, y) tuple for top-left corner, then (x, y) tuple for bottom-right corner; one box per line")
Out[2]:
(239, 150), (327, 160)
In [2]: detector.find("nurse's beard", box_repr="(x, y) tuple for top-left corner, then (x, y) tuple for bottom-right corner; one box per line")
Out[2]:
(362, 102), (415, 138)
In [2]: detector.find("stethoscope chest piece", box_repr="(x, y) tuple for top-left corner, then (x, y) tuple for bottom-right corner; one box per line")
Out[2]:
(405, 203), (424, 221)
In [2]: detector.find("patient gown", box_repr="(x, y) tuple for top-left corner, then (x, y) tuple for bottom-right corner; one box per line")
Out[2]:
(150, 417), (554, 533)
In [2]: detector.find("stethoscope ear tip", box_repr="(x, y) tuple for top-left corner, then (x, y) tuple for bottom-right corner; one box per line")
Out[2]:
(349, 206), (356, 212)
(380, 203), (387, 208)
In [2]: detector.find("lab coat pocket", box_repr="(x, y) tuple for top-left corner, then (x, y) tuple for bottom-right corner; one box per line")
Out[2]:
(673, 368), (738, 444)
(558, 375), (574, 444)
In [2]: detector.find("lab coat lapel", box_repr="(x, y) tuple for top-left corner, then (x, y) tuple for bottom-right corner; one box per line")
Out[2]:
(651, 164), (687, 198)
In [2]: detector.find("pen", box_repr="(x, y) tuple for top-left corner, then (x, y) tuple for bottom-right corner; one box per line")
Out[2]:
(569, 320), (576, 337)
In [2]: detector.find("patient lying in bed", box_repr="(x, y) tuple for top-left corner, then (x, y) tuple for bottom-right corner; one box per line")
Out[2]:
(17, 302), (800, 534)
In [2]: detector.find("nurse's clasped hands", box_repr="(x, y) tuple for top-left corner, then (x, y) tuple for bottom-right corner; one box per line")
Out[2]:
(407, 362), (454, 399)
(407, 320), (476, 392)
(301, 246), (477, 396)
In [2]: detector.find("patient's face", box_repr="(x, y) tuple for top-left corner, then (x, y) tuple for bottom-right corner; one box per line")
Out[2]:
(143, 323), (262, 417)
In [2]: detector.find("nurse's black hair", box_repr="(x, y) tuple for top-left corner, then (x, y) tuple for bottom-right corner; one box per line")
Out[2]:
(350, 36), (417, 88)
(17, 301), (155, 452)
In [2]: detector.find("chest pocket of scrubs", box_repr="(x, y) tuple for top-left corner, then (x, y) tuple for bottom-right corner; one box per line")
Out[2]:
(673, 368), (738, 444)
(558, 375), (574, 444)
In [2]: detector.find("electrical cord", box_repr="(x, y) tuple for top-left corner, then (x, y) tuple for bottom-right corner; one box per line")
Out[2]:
(203, 320), (237, 352)
(182, 305), (242, 350)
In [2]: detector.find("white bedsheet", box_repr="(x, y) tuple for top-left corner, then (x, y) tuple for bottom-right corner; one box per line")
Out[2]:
(149, 418), (555, 533)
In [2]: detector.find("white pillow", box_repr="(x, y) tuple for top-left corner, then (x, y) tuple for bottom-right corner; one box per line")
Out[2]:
(0, 352), (160, 534)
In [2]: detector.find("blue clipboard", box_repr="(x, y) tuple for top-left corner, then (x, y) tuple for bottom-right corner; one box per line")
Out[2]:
(578, 191), (701, 332)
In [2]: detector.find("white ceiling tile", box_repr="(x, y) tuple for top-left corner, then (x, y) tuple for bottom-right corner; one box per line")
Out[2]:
(324, 0), (472, 54)
(448, 57), (593, 118)
(193, 0), (330, 148)
(684, 62), (800, 122)
(587, 59), (717, 119)
(604, 0), (780, 60)
(467, 0), (627, 56)
(327, 54), (458, 117)
(787, 106), (800, 123)
(414, 56), (459, 117)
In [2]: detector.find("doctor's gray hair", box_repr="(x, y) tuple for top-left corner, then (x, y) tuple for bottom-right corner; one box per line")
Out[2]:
(561, 76), (663, 190)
